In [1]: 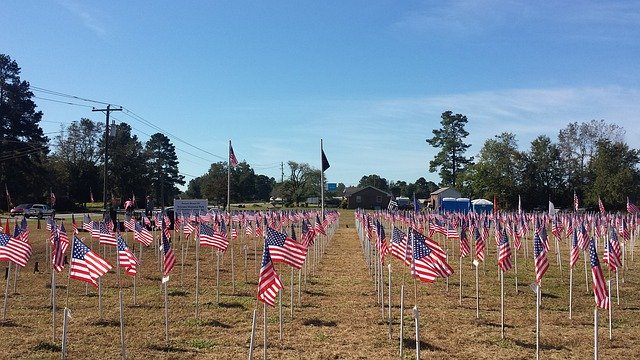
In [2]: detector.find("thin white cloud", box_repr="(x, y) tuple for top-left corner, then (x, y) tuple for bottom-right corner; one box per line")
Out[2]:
(56, 0), (106, 37)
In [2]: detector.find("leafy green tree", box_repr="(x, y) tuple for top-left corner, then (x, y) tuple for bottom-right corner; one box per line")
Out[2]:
(50, 118), (103, 205)
(146, 133), (184, 207)
(465, 132), (522, 209)
(426, 111), (473, 187)
(200, 162), (228, 206)
(185, 176), (203, 199)
(254, 174), (275, 202)
(102, 123), (148, 204)
(587, 140), (640, 210)
(520, 135), (565, 209)
(358, 174), (389, 192)
(0, 54), (49, 206)
(280, 161), (317, 206)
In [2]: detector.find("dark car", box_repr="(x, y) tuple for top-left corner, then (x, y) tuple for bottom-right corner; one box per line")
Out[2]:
(10, 203), (33, 217)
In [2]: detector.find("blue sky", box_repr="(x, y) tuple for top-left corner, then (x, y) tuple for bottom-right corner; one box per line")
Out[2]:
(3, 1), (640, 189)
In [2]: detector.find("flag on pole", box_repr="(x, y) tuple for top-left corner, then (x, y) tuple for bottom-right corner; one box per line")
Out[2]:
(265, 227), (307, 269)
(51, 222), (69, 273)
(229, 142), (239, 168)
(533, 232), (549, 284)
(473, 225), (485, 262)
(0, 232), (32, 268)
(198, 223), (228, 252)
(570, 231), (580, 268)
(321, 148), (330, 172)
(5, 184), (12, 209)
(598, 197), (605, 214)
(257, 246), (283, 306)
(89, 188), (95, 203)
(134, 221), (153, 246)
(573, 191), (579, 212)
(548, 201), (556, 216)
(117, 234), (138, 276)
(162, 218), (176, 278)
(588, 238), (609, 310)
(627, 197), (639, 214)
(497, 229), (512, 272)
(69, 236), (112, 287)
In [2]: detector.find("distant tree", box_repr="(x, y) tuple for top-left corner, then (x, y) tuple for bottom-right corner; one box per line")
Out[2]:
(558, 120), (625, 192)
(465, 132), (522, 209)
(335, 182), (346, 196)
(50, 118), (103, 205)
(185, 176), (203, 199)
(520, 135), (565, 209)
(281, 161), (316, 206)
(426, 111), (473, 187)
(200, 162), (228, 206)
(254, 175), (275, 202)
(146, 133), (184, 206)
(358, 174), (389, 192)
(0, 54), (49, 205)
(587, 140), (640, 210)
(102, 123), (148, 205)
(389, 180), (407, 197)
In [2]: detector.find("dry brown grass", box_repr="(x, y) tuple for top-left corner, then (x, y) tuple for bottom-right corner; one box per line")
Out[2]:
(1, 212), (639, 359)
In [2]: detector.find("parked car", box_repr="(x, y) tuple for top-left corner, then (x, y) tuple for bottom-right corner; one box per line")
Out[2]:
(24, 204), (55, 218)
(10, 203), (33, 217)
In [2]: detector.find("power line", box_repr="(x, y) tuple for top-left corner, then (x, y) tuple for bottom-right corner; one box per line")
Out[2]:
(31, 86), (115, 106)
(33, 95), (93, 108)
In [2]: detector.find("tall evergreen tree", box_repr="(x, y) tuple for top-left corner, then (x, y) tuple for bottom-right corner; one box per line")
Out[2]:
(145, 133), (184, 207)
(0, 54), (49, 206)
(426, 111), (473, 187)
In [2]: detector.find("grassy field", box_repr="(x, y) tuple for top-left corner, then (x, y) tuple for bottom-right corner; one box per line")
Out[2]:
(1, 211), (639, 359)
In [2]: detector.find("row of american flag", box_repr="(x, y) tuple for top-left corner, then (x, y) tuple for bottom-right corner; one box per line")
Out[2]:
(355, 200), (640, 311)
(0, 209), (339, 306)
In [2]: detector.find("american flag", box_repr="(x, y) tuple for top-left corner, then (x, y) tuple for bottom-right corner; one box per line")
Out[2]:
(184, 220), (196, 238)
(82, 214), (92, 232)
(229, 142), (239, 168)
(257, 246), (283, 306)
(618, 218), (630, 241)
(51, 222), (69, 273)
(497, 229), (512, 273)
(199, 223), (228, 252)
(46, 217), (54, 231)
(91, 220), (101, 239)
(69, 236), (112, 287)
(551, 216), (562, 240)
(446, 224), (460, 239)
(390, 226), (410, 265)
(17, 216), (29, 242)
(301, 219), (315, 248)
(459, 224), (470, 258)
(0, 232), (32, 268)
(231, 225), (238, 240)
(473, 226), (485, 262)
(376, 220), (388, 264)
(574, 191), (579, 211)
(589, 238), (609, 310)
(117, 234), (138, 276)
(577, 222), (590, 250)
(570, 231), (580, 268)
(162, 224), (176, 277)
(604, 227), (622, 271)
(410, 235), (439, 283)
(411, 228), (453, 277)
(265, 227), (307, 270)
(598, 197), (606, 214)
(314, 214), (326, 236)
(533, 232), (549, 284)
(99, 221), (117, 246)
(627, 197), (639, 214)
(124, 214), (136, 232)
(245, 222), (253, 237)
(134, 222), (153, 246)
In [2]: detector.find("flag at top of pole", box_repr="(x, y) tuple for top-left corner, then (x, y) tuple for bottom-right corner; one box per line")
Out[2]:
(321, 147), (330, 172)
(229, 141), (239, 168)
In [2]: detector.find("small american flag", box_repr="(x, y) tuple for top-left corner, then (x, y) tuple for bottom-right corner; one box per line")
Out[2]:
(570, 231), (580, 268)
(69, 236), (112, 287)
(598, 197), (606, 214)
(411, 235), (439, 283)
(257, 246), (283, 306)
(459, 224), (470, 258)
(574, 191), (580, 211)
(473, 226), (485, 262)
(390, 226), (410, 265)
(589, 238), (609, 310)
(134, 222), (153, 246)
(627, 197), (639, 214)
(51, 222), (69, 273)
(99, 221), (117, 246)
(117, 234), (138, 276)
(0, 232), (32, 268)
(265, 227), (307, 270)
(83, 214), (92, 232)
(497, 229), (512, 273)
(162, 227), (176, 277)
(199, 223), (228, 252)
(533, 232), (549, 284)
(229, 142), (239, 168)
(411, 228), (453, 278)
(604, 227), (622, 271)
(301, 219), (315, 248)
(124, 214), (136, 232)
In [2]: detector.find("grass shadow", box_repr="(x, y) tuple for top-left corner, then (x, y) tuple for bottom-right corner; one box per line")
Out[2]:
(513, 339), (568, 351)
(304, 290), (327, 297)
(402, 338), (442, 352)
(147, 344), (188, 353)
(541, 292), (560, 299)
(474, 318), (515, 329)
(33, 342), (61, 352)
(302, 318), (337, 327)
(199, 319), (232, 329)
(45, 283), (68, 290)
(93, 319), (120, 327)
(168, 290), (189, 297)
(217, 301), (246, 310)
(0, 319), (20, 327)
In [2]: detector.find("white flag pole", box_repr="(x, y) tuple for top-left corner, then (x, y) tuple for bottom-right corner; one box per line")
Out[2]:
(473, 259), (480, 319)
(594, 307), (599, 360)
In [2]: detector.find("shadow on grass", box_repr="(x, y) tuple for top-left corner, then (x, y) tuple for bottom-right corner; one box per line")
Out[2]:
(199, 319), (232, 329)
(93, 319), (120, 327)
(33, 342), (61, 352)
(147, 344), (188, 353)
(304, 290), (327, 297)
(0, 319), (19, 327)
(302, 318), (337, 327)
(217, 301), (246, 310)
(402, 338), (442, 352)
(474, 318), (515, 329)
(541, 292), (560, 299)
(45, 283), (67, 290)
(168, 290), (189, 297)
(513, 339), (567, 351)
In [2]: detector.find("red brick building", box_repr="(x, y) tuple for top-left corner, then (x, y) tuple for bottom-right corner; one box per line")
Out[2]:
(344, 185), (392, 209)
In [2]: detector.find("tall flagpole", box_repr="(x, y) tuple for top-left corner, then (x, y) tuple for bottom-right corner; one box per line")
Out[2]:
(320, 139), (325, 217)
(228, 140), (232, 212)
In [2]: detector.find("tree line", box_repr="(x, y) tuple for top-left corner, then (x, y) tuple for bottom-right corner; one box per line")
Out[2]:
(426, 111), (639, 211)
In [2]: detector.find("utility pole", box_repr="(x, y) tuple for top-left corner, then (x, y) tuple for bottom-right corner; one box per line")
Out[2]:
(280, 162), (284, 183)
(93, 105), (122, 210)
